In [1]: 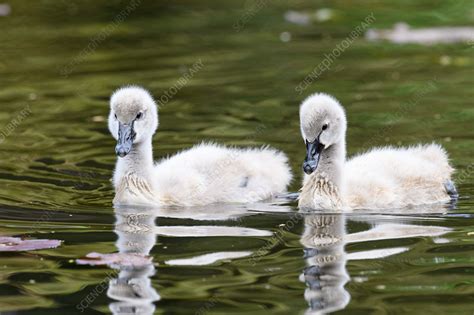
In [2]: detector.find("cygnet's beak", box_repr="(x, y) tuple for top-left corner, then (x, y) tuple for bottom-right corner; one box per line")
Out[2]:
(303, 139), (324, 175)
(115, 122), (136, 157)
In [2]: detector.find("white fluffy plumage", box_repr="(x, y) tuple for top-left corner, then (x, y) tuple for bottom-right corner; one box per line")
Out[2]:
(298, 93), (456, 211)
(108, 86), (292, 207)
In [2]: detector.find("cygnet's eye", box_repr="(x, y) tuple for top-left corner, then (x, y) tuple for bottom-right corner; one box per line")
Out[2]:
(322, 124), (328, 131)
(114, 114), (117, 120)
(136, 112), (143, 120)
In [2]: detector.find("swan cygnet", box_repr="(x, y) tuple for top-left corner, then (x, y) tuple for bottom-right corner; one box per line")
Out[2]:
(298, 93), (457, 211)
(108, 86), (292, 207)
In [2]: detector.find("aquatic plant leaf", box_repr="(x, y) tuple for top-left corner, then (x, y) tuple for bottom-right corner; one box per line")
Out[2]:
(0, 236), (61, 252)
(76, 252), (152, 267)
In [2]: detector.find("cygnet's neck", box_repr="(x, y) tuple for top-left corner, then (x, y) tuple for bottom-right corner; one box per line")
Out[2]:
(115, 139), (154, 181)
(299, 138), (346, 210)
(315, 138), (346, 190)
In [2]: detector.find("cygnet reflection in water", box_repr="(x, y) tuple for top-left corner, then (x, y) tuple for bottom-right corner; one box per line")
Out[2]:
(299, 212), (451, 314)
(78, 203), (285, 314)
(108, 207), (160, 315)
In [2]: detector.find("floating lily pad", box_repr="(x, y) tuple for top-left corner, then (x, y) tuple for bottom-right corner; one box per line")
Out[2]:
(0, 236), (61, 252)
(76, 252), (152, 267)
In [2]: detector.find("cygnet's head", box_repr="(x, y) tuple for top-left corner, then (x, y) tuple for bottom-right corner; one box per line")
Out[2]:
(299, 93), (347, 175)
(108, 86), (159, 157)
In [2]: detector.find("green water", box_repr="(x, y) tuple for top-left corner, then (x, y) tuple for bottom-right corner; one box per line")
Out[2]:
(0, 0), (473, 314)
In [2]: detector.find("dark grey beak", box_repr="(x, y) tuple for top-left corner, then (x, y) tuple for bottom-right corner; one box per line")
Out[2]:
(303, 139), (325, 175)
(115, 122), (136, 157)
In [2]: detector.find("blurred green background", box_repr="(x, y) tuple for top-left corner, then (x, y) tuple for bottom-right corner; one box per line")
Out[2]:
(0, 0), (473, 211)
